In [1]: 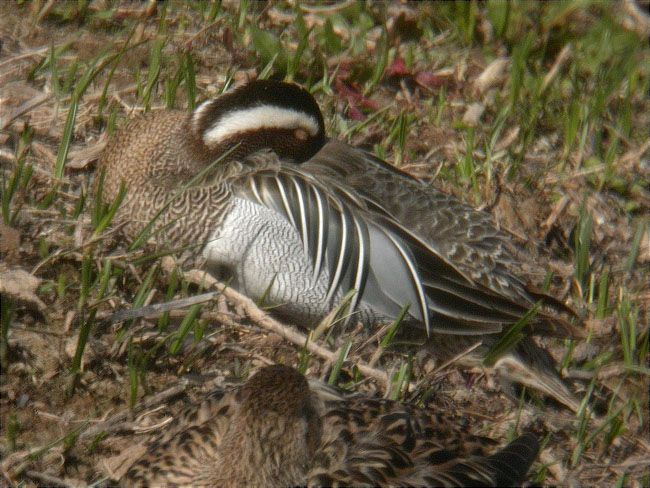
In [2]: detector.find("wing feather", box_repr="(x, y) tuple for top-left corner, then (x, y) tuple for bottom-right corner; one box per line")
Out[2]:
(311, 184), (328, 284)
(325, 198), (352, 304)
(231, 157), (551, 336)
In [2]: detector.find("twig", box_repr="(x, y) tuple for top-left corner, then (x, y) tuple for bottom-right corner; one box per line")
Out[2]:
(24, 470), (72, 488)
(300, 0), (356, 13)
(541, 195), (570, 231)
(183, 18), (224, 51)
(1, 379), (191, 481)
(161, 257), (391, 389)
(31, 220), (130, 275)
(430, 341), (484, 376)
(98, 291), (221, 326)
(80, 380), (189, 440)
(0, 46), (50, 69)
(541, 44), (572, 93)
(0, 92), (52, 130)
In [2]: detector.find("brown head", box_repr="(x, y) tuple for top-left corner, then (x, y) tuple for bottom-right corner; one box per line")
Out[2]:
(99, 80), (326, 186)
(209, 364), (322, 488)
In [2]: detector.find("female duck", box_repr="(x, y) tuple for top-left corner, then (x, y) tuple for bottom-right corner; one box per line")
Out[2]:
(121, 365), (540, 487)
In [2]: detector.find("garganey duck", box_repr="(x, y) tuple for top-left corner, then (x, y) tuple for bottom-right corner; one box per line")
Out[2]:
(96, 80), (584, 410)
(121, 364), (540, 487)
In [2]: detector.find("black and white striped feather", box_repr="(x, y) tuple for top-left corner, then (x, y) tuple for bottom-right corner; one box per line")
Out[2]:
(300, 139), (583, 339)
(233, 163), (432, 334)
(231, 157), (562, 338)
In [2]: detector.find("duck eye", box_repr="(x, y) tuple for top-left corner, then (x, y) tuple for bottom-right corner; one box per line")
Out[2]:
(293, 128), (309, 141)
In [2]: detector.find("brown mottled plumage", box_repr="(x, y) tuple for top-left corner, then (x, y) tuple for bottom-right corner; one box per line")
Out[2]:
(96, 80), (584, 410)
(121, 365), (539, 487)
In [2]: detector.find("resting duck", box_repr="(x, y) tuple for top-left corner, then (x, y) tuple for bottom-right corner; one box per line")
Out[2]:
(121, 365), (540, 487)
(96, 80), (584, 410)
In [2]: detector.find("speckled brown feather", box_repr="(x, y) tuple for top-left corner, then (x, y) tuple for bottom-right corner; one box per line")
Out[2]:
(120, 366), (539, 487)
(96, 110), (232, 247)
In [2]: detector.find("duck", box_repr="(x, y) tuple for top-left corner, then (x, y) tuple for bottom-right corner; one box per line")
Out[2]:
(96, 79), (584, 411)
(121, 364), (540, 487)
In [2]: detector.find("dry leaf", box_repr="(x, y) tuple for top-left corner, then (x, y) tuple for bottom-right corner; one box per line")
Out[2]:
(0, 223), (20, 262)
(473, 57), (509, 95)
(0, 263), (47, 312)
(462, 103), (485, 127)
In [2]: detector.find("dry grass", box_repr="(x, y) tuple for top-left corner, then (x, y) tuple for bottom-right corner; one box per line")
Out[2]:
(1, 1), (649, 486)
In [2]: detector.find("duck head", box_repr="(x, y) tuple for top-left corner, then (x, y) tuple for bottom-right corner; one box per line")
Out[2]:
(191, 80), (327, 164)
(213, 364), (322, 487)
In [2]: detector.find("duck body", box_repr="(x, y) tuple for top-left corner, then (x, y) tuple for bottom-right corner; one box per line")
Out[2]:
(98, 92), (461, 331)
(97, 80), (584, 409)
(201, 186), (352, 323)
(302, 139), (531, 304)
(98, 107), (423, 327)
(121, 365), (540, 487)
(98, 105), (334, 323)
(98, 105), (562, 334)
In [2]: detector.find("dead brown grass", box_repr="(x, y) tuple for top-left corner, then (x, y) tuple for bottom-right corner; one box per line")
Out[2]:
(1, 2), (648, 486)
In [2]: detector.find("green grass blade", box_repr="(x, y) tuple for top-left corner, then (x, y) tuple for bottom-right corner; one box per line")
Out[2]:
(93, 184), (127, 237)
(366, 27), (388, 93)
(483, 302), (541, 366)
(574, 199), (593, 290)
(169, 304), (203, 355)
(0, 295), (13, 371)
(328, 340), (352, 385)
(625, 220), (646, 273)
(143, 37), (165, 111)
(380, 304), (409, 348)
(54, 97), (78, 180)
(389, 360), (412, 401)
(185, 52), (197, 111)
(55, 48), (127, 179)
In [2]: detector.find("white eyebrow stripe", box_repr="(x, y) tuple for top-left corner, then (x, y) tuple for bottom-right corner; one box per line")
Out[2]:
(192, 99), (214, 133)
(202, 105), (320, 146)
